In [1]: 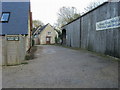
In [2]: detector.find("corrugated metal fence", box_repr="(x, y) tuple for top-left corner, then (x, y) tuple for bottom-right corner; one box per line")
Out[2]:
(62, 2), (120, 58)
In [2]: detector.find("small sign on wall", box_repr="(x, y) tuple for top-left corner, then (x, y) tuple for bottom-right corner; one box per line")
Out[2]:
(7, 36), (19, 41)
(96, 16), (120, 31)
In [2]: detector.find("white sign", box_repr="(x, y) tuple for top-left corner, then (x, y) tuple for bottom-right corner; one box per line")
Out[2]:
(96, 16), (120, 31)
(7, 36), (19, 41)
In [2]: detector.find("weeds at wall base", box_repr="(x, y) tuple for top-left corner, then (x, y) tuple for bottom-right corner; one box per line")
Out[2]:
(2, 61), (28, 67)
(55, 44), (120, 62)
(25, 46), (37, 60)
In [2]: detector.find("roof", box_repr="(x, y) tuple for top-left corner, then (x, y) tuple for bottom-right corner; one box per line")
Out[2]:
(32, 25), (41, 35)
(0, 1), (30, 35)
(1, 0), (30, 2)
(62, 2), (108, 28)
(33, 24), (49, 35)
(39, 24), (48, 32)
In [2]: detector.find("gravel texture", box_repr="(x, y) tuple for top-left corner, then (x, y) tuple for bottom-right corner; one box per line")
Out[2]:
(2, 45), (118, 88)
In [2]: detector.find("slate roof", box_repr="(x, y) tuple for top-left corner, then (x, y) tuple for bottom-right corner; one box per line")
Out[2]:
(39, 24), (48, 32)
(33, 24), (49, 36)
(0, 0), (30, 35)
(32, 25), (41, 35)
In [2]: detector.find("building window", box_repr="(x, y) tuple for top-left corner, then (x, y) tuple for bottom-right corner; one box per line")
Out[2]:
(0, 12), (10, 23)
(48, 32), (51, 35)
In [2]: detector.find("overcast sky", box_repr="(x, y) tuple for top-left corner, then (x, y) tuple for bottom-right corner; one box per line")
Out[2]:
(31, 0), (106, 25)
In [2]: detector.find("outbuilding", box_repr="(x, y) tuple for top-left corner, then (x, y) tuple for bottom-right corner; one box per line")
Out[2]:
(0, 0), (32, 65)
(62, 2), (120, 58)
(33, 23), (58, 45)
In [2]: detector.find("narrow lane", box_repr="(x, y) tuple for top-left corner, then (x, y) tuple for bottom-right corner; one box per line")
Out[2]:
(3, 45), (118, 88)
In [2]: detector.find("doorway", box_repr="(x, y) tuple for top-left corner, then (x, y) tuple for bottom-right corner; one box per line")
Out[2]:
(46, 36), (51, 44)
(62, 29), (66, 45)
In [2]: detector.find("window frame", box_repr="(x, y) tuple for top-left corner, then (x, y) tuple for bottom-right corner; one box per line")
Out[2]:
(0, 12), (10, 23)
(48, 32), (51, 35)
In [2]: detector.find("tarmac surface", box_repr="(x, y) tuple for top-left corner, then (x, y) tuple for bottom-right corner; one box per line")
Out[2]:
(2, 45), (118, 88)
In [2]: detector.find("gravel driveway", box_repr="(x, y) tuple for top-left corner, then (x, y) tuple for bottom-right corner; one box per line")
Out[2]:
(2, 45), (118, 88)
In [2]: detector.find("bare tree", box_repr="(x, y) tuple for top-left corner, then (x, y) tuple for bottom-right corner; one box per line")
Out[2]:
(84, 0), (108, 13)
(57, 7), (80, 27)
(32, 20), (44, 29)
(84, 2), (101, 13)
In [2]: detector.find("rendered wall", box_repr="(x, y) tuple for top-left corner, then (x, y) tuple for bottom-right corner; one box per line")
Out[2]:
(1, 35), (27, 65)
